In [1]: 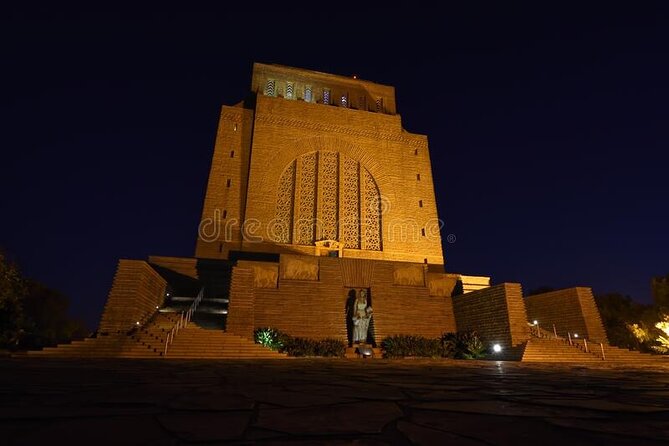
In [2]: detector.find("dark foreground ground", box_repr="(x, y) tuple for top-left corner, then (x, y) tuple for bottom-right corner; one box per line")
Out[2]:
(1, 358), (668, 445)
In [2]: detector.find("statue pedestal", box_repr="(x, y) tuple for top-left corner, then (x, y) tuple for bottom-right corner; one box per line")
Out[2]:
(345, 344), (382, 359)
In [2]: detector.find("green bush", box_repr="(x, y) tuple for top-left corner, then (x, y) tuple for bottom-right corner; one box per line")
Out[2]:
(281, 336), (317, 356)
(381, 331), (487, 359)
(253, 327), (285, 351)
(381, 335), (443, 358)
(458, 331), (486, 359)
(440, 333), (457, 358)
(254, 328), (345, 357)
(314, 338), (346, 357)
(441, 331), (487, 359)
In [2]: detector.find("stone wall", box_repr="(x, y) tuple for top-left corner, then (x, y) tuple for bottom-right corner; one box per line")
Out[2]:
(225, 266), (255, 340)
(148, 256), (198, 279)
(370, 262), (457, 340)
(452, 283), (529, 348)
(229, 256), (456, 342)
(525, 287), (608, 343)
(195, 105), (254, 259)
(250, 62), (398, 114)
(196, 63), (445, 266)
(98, 260), (166, 333)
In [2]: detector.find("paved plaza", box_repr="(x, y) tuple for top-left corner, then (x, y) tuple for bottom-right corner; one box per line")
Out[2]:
(1, 358), (668, 444)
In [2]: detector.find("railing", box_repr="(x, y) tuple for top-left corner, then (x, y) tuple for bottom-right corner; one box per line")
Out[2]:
(528, 322), (563, 340)
(529, 321), (606, 360)
(163, 288), (204, 356)
(569, 335), (607, 360)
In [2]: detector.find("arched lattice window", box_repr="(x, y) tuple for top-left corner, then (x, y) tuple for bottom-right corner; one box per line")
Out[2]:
(273, 151), (382, 251)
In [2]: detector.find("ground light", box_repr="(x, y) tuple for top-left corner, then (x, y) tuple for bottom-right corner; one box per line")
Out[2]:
(492, 344), (502, 353)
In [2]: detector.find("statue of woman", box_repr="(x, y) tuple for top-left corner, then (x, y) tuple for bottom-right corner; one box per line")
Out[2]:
(353, 289), (373, 343)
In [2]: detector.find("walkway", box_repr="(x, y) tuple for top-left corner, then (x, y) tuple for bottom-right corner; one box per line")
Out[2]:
(1, 358), (668, 444)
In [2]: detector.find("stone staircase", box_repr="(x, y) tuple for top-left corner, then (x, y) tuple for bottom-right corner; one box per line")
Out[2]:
(517, 324), (669, 363)
(165, 325), (288, 359)
(28, 312), (286, 359)
(27, 312), (179, 358)
(27, 334), (161, 358)
(572, 339), (669, 363)
(521, 337), (603, 362)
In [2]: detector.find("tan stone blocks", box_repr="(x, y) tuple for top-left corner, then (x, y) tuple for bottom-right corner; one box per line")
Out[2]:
(525, 287), (608, 343)
(98, 260), (167, 333)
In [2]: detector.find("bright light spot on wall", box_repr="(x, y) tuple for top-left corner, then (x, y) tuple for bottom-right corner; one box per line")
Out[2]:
(492, 344), (502, 353)
(135, 321), (140, 325)
(574, 333), (579, 338)
(533, 320), (538, 325)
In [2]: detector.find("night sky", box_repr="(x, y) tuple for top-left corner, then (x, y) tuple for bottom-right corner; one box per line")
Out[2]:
(3, 5), (668, 329)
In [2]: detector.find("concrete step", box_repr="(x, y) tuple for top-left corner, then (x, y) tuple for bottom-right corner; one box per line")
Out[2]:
(521, 338), (602, 363)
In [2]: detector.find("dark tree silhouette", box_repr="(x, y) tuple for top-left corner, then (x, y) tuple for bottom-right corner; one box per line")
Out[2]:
(0, 249), (88, 350)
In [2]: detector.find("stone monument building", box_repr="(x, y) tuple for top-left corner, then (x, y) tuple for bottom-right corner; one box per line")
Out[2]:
(34, 63), (615, 360)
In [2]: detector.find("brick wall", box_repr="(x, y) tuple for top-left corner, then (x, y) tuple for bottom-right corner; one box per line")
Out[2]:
(242, 256), (456, 342)
(525, 287), (608, 343)
(251, 257), (348, 340)
(195, 105), (254, 259)
(250, 62), (398, 114)
(370, 262), (457, 340)
(148, 256), (198, 279)
(98, 260), (166, 333)
(196, 64), (446, 266)
(452, 283), (529, 347)
(225, 266), (255, 340)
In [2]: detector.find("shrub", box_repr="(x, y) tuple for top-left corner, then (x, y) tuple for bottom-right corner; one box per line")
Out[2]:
(281, 336), (318, 356)
(441, 331), (487, 359)
(254, 328), (346, 357)
(381, 331), (487, 359)
(381, 335), (442, 358)
(253, 327), (285, 351)
(314, 338), (346, 357)
(440, 332), (457, 358)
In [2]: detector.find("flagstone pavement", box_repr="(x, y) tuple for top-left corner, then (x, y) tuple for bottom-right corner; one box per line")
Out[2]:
(1, 358), (668, 445)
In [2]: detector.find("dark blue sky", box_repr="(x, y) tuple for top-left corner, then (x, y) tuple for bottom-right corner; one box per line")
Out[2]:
(2, 5), (668, 329)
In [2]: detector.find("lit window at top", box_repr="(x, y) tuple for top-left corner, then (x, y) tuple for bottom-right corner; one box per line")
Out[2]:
(341, 94), (348, 108)
(265, 79), (276, 97)
(304, 85), (312, 102)
(285, 82), (294, 99)
(375, 97), (383, 112)
(323, 88), (330, 105)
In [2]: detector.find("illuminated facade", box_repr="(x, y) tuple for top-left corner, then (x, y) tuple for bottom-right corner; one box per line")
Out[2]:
(195, 63), (444, 265)
(37, 64), (615, 360)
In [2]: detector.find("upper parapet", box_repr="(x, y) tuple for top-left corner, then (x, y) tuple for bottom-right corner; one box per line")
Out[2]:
(251, 62), (397, 115)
